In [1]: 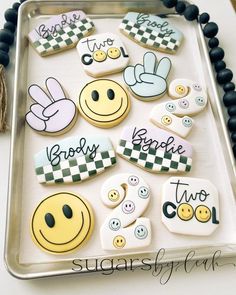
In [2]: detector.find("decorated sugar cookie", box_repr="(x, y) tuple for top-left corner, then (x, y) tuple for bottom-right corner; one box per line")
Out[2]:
(25, 77), (77, 136)
(119, 12), (183, 54)
(31, 192), (94, 254)
(162, 177), (220, 236)
(34, 135), (116, 184)
(77, 79), (130, 128)
(77, 33), (129, 77)
(116, 126), (192, 173)
(28, 10), (95, 56)
(150, 79), (208, 137)
(123, 52), (171, 101)
(100, 173), (151, 250)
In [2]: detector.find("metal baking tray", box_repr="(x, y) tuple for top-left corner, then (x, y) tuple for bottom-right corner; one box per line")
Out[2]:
(4, 0), (236, 279)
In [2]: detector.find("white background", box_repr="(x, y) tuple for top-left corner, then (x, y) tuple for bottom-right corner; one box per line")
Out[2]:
(0, 0), (236, 293)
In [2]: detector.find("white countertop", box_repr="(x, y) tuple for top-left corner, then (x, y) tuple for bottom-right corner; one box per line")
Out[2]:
(0, 0), (236, 294)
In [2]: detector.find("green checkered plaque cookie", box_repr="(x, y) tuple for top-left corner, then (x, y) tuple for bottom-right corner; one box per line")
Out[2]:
(119, 12), (183, 54)
(28, 10), (95, 56)
(116, 126), (193, 173)
(34, 135), (116, 184)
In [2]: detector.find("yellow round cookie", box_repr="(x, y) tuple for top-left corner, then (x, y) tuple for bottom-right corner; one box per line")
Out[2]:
(77, 79), (130, 128)
(31, 192), (94, 254)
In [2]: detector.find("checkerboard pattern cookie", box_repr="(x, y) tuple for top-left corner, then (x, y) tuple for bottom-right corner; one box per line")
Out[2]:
(36, 150), (116, 184)
(117, 139), (192, 173)
(119, 12), (183, 54)
(28, 10), (95, 56)
(34, 135), (116, 184)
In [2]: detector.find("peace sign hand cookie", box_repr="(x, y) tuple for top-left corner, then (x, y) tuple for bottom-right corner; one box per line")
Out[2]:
(25, 77), (78, 135)
(123, 52), (171, 101)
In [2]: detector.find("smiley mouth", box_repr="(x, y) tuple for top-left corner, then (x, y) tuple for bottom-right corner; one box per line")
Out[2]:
(39, 211), (84, 245)
(85, 97), (123, 116)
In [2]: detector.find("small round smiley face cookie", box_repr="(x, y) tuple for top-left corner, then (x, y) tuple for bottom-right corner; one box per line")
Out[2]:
(78, 79), (130, 128)
(31, 192), (94, 254)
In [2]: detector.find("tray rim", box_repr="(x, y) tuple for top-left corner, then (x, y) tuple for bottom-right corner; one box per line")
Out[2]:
(4, 0), (236, 279)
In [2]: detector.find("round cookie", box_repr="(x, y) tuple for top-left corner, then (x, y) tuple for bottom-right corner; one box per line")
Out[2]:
(31, 192), (94, 254)
(77, 79), (130, 128)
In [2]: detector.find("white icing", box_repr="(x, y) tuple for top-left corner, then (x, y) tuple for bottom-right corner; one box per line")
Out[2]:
(150, 79), (207, 137)
(162, 177), (220, 236)
(123, 52), (171, 101)
(100, 173), (151, 250)
(25, 77), (77, 135)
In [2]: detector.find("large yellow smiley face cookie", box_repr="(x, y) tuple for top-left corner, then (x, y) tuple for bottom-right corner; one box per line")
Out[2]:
(77, 79), (130, 128)
(31, 192), (94, 254)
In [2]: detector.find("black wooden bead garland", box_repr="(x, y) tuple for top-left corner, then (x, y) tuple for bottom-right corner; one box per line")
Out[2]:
(162, 0), (236, 158)
(0, 0), (26, 132)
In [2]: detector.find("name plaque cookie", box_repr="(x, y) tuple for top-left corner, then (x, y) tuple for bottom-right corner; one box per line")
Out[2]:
(34, 135), (116, 184)
(119, 12), (183, 54)
(28, 10), (95, 56)
(116, 126), (193, 173)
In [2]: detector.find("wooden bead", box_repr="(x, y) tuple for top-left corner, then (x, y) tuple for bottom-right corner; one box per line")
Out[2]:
(209, 47), (224, 63)
(12, 2), (21, 11)
(223, 91), (236, 107)
(0, 42), (9, 53)
(203, 22), (218, 38)
(4, 21), (16, 33)
(228, 105), (236, 116)
(163, 0), (177, 8)
(0, 50), (10, 67)
(217, 68), (233, 84)
(175, 1), (186, 14)
(199, 12), (210, 24)
(223, 82), (235, 92)
(228, 116), (236, 132)
(208, 37), (219, 48)
(4, 8), (18, 25)
(184, 5), (199, 21)
(0, 29), (14, 46)
(231, 132), (236, 143)
(233, 144), (236, 158)
(214, 60), (226, 73)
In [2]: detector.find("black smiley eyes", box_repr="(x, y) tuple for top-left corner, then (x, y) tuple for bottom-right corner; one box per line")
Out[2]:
(44, 204), (73, 228)
(91, 89), (115, 101)
(107, 89), (115, 100)
(45, 213), (55, 228)
(92, 90), (99, 101)
(63, 204), (73, 219)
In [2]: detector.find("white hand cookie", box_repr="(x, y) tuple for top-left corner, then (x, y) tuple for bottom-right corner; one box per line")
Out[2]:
(28, 10), (95, 56)
(162, 177), (220, 236)
(100, 173), (151, 250)
(123, 52), (171, 101)
(25, 77), (77, 135)
(116, 126), (193, 173)
(34, 135), (116, 184)
(77, 33), (129, 77)
(120, 12), (183, 54)
(150, 79), (208, 137)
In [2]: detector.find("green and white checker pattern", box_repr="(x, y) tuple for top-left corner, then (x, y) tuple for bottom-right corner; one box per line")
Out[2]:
(119, 19), (180, 53)
(33, 18), (94, 56)
(35, 150), (116, 184)
(117, 139), (192, 173)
